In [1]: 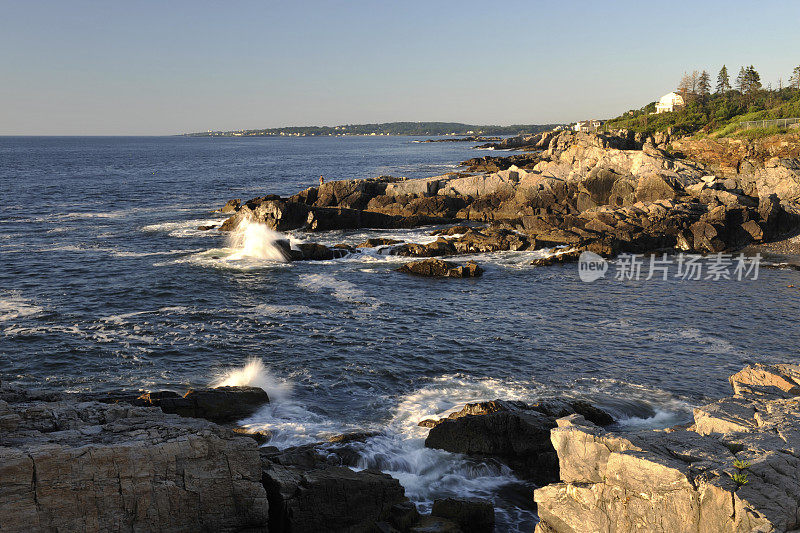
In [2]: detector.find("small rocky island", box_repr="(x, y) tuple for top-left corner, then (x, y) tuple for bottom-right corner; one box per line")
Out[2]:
(3, 363), (800, 532)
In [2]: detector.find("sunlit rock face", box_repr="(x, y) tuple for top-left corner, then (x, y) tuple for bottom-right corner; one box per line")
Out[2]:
(534, 363), (800, 533)
(0, 386), (268, 533)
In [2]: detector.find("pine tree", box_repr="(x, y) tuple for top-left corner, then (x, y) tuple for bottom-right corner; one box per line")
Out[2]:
(791, 66), (800, 89)
(698, 70), (711, 96)
(735, 67), (747, 92)
(716, 65), (731, 93)
(744, 66), (761, 93)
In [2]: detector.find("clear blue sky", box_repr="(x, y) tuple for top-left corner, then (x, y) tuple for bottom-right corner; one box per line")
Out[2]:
(2, 0), (799, 135)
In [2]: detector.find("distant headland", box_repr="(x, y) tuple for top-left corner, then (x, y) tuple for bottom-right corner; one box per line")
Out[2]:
(183, 121), (564, 137)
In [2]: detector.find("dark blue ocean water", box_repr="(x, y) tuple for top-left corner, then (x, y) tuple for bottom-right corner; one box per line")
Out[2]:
(2, 135), (799, 528)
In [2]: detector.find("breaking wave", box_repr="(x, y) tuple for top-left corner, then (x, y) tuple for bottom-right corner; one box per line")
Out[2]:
(211, 358), (292, 401)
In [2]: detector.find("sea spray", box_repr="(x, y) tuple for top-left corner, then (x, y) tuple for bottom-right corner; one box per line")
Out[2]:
(214, 359), (356, 446)
(211, 358), (292, 401)
(226, 219), (290, 262)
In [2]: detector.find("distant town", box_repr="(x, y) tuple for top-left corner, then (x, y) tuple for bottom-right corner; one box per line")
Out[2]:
(183, 122), (562, 138)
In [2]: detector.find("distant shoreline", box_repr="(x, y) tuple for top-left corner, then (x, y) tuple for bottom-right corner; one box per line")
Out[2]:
(184, 121), (563, 138)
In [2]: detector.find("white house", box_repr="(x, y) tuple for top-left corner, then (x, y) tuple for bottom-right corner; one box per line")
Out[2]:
(655, 92), (685, 114)
(573, 119), (602, 133)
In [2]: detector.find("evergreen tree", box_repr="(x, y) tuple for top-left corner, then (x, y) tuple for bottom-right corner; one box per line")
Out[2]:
(744, 66), (761, 93)
(791, 66), (800, 89)
(716, 65), (731, 93)
(698, 70), (711, 96)
(735, 67), (747, 92)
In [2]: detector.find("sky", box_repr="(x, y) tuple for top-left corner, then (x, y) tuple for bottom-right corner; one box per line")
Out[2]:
(1, 0), (799, 135)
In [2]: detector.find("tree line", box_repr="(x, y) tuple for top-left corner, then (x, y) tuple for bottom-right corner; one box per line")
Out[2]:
(604, 63), (800, 136)
(678, 65), (800, 97)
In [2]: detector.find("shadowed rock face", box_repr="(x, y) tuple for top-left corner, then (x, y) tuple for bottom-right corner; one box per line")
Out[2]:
(431, 498), (495, 533)
(83, 385), (272, 424)
(262, 459), (407, 533)
(534, 363), (800, 533)
(146, 386), (270, 423)
(421, 399), (614, 485)
(216, 130), (800, 260)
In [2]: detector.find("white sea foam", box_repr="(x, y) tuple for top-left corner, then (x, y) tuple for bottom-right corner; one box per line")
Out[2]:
(220, 359), (355, 447)
(172, 219), (294, 270)
(296, 273), (380, 307)
(250, 303), (323, 316)
(142, 218), (227, 238)
(0, 292), (44, 322)
(57, 211), (124, 220)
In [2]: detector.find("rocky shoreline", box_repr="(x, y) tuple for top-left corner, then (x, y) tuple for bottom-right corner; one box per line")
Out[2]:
(3, 363), (800, 532)
(209, 130), (800, 268)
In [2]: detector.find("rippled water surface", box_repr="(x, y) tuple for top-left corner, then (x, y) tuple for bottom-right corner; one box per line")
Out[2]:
(3, 136), (800, 530)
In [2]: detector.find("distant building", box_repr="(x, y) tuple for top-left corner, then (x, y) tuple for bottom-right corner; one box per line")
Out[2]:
(573, 120), (602, 133)
(655, 92), (685, 114)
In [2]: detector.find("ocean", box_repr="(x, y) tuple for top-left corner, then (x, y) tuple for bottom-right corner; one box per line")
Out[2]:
(2, 135), (799, 529)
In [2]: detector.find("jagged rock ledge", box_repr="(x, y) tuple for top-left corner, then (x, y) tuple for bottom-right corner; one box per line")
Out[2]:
(420, 399), (615, 486)
(534, 363), (800, 533)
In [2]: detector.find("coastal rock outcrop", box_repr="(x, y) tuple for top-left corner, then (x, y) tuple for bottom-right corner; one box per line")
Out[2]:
(0, 385), (436, 533)
(85, 385), (271, 424)
(461, 154), (542, 173)
(534, 363), (800, 533)
(0, 386), (269, 533)
(216, 130), (800, 260)
(431, 498), (495, 533)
